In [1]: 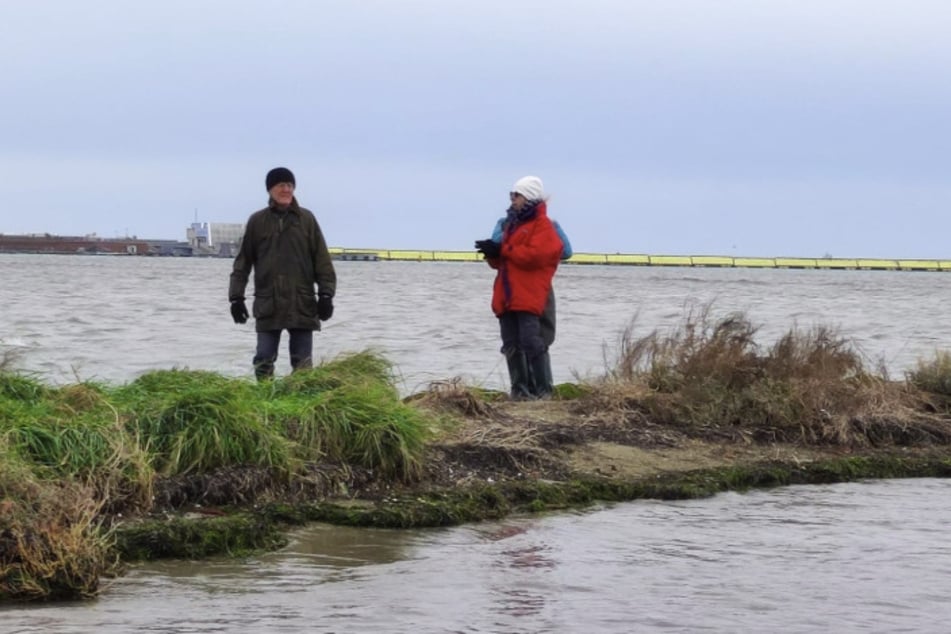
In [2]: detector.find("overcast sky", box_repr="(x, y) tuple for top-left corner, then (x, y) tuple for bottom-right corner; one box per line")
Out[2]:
(2, 1), (950, 258)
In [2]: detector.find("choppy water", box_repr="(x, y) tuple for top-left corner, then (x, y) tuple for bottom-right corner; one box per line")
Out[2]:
(6, 479), (951, 633)
(3, 254), (951, 632)
(2, 254), (949, 390)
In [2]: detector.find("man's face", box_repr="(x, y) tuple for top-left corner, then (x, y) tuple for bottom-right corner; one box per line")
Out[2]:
(269, 182), (295, 206)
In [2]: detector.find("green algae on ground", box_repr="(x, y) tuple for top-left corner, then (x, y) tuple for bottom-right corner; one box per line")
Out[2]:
(106, 449), (951, 562)
(267, 452), (951, 527)
(113, 513), (287, 561)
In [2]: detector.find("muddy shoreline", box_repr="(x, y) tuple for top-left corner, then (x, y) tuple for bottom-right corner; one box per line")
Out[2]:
(7, 321), (951, 602)
(112, 397), (951, 562)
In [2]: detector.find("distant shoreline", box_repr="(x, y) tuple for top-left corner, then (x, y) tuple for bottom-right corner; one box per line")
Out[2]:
(1, 234), (948, 270)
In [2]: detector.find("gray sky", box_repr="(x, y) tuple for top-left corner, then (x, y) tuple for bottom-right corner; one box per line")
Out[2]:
(2, 0), (949, 258)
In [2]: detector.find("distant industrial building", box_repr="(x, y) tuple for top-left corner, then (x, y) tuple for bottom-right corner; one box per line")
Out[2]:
(0, 234), (151, 255)
(187, 222), (244, 256)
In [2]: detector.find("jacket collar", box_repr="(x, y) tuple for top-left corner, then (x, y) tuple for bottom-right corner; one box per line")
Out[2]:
(506, 200), (547, 225)
(267, 196), (301, 215)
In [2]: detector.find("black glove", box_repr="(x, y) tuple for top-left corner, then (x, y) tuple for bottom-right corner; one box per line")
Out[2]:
(317, 294), (334, 321)
(474, 239), (501, 259)
(230, 299), (249, 324)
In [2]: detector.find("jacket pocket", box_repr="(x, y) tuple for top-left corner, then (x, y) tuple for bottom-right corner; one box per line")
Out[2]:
(298, 289), (319, 317)
(253, 293), (275, 319)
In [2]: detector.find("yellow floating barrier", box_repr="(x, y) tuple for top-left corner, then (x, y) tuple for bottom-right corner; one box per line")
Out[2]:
(648, 255), (692, 266)
(691, 256), (734, 267)
(433, 251), (481, 262)
(566, 253), (609, 265)
(328, 248), (951, 271)
(385, 250), (433, 261)
(602, 253), (650, 265)
(775, 258), (818, 268)
(732, 257), (776, 268)
(897, 260), (941, 271)
(816, 259), (857, 269)
(856, 259), (899, 270)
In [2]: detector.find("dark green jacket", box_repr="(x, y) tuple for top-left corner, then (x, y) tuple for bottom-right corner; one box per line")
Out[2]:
(229, 198), (337, 332)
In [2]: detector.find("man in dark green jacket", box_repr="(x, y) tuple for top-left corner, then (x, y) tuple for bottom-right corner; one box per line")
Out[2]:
(229, 167), (337, 380)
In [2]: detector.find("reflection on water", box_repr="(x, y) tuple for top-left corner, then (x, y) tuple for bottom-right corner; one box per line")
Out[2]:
(5, 479), (951, 633)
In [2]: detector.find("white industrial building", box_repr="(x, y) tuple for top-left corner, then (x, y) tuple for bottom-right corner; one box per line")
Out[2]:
(187, 222), (244, 254)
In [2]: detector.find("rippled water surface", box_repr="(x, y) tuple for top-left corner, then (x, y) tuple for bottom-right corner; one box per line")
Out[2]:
(3, 254), (949, 390)
(6, 479), (951, 633)
(4, 254), (951, 632)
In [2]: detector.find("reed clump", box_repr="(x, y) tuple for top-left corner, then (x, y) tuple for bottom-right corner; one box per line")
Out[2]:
(590, 306), (937, 445)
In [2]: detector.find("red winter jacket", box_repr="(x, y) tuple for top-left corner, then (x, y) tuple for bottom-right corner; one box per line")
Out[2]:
(487, 201), (564, 317)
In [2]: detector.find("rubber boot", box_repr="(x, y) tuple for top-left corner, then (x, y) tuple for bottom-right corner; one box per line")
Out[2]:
(529, 351), (554, 399)
(254, 360), (275, 382)
(291, 357), (313, 373)
(505, 350), (533, 400)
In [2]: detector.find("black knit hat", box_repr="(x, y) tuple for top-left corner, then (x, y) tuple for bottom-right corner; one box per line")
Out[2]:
(265, 167), (295, 191)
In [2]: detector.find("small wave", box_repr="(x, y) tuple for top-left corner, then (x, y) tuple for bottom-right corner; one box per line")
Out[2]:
(0, 337), (31, 348)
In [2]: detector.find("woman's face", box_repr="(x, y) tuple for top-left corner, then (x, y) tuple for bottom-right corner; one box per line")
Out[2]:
(509, 191), (527, 210)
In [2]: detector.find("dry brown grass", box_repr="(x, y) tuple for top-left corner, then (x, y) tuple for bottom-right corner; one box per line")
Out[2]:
(54, 383), (112, 414)
(409, 378), (497, 417)
(0, 453), (115, 601)
(587, 307), (951, 447)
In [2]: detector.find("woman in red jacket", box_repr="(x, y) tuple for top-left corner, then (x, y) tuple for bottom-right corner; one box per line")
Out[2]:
(475, 176), (564, 398)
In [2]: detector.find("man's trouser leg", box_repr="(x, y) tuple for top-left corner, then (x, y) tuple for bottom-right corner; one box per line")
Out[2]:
(288, 329), (314, 371)
(253, 330), (282, 381)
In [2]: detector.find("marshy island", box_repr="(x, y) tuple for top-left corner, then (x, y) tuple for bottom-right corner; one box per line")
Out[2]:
(4, 310), (951, 602)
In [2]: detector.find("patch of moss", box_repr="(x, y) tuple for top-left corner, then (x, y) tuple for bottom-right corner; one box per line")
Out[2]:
(261, 452), (951, 529)
(102, 450), (951, 563)
(552, 382), (589, 400)
(112, 514), (287, 561)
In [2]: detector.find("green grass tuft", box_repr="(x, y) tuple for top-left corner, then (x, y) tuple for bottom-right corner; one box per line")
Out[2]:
(0, 372), (48, 404)
(323, 382), (431, 479)
(907, 351), (951, 398)
(114, 369), (294, 475)
(262, 350), (395, 397)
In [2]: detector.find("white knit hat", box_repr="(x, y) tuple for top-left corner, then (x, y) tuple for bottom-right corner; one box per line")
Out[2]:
(512, 176), (544, 201)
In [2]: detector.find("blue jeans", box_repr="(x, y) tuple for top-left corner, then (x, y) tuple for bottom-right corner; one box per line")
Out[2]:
(253, 329), (313, 379)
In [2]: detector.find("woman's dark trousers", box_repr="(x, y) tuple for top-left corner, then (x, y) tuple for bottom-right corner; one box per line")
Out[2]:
(499, 311), (553, 398)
